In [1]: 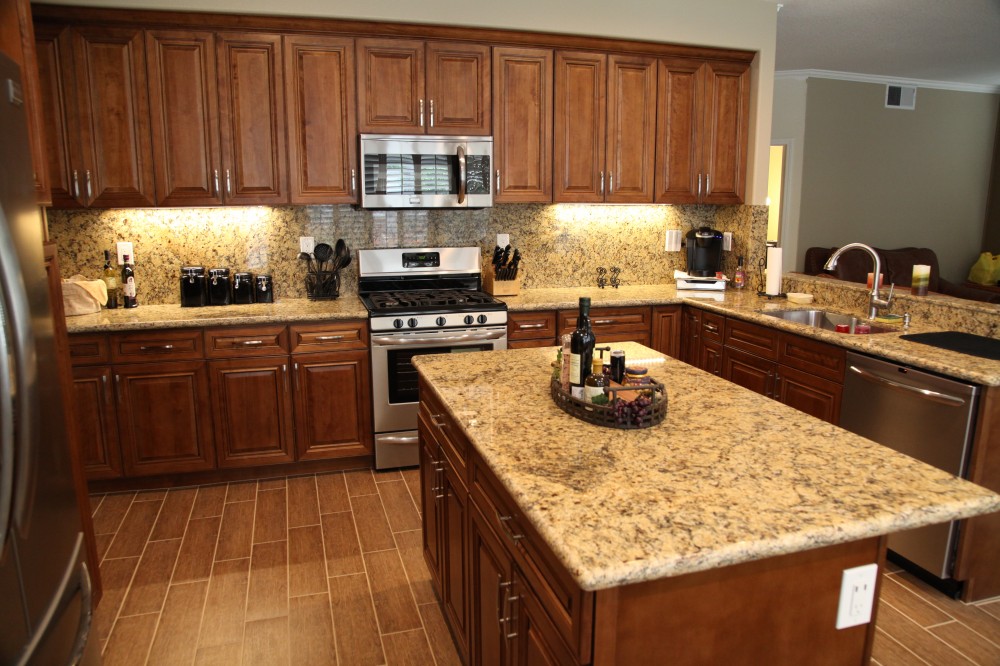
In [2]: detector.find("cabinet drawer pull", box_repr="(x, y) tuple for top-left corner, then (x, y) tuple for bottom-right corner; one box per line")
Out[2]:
(593, 319), (616, 325)
(238, 339), (264, 346)
(139, 344), (175, 352)
(497, 575), (511, 633)
(84, 170), (93, 199)
(72, 170), (80, 198)
(225, 169), (232, 196)
(495, 510), (524, 542)
(213, 169), (220, 196)
(517, 323), (545, 330)
(704, 323), (719, 333)
(315, 335), (344, 341)
(430, 414), (448, 428)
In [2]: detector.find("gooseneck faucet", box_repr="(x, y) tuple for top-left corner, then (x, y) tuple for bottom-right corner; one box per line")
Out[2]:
(823, 242), (894, 319)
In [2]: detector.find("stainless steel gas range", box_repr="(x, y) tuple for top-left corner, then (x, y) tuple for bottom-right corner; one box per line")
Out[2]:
(358, 247), (508, 469)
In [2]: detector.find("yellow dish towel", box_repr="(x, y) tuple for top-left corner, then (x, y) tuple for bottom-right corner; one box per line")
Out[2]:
(61, 275), (108, 316)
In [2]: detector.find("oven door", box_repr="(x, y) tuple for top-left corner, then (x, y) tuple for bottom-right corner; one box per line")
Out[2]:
(371, 326), (507, 435)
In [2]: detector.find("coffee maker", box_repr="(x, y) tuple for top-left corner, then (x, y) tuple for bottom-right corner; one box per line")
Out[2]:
(686, 227), (724, 277)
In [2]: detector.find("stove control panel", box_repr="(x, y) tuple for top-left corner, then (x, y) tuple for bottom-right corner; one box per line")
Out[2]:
(371, 310), (508, 332)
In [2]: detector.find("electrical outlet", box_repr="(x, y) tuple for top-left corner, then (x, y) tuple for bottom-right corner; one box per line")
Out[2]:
(299, 236), (315, 254)
(497, 233), (510, 248)
(722, 232), (733, 252)
(116, 241), (134, 265)
(835, 563), (879, 629)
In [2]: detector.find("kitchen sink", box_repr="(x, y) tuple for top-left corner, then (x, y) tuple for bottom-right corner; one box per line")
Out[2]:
(759, 309), (896, 334)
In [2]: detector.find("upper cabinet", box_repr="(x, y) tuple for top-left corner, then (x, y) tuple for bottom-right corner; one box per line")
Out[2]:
(655, 58), (750, 204)
(356, 38), (490, 135)
(553, 51), (656, 203)
(493, 46), (553, 203)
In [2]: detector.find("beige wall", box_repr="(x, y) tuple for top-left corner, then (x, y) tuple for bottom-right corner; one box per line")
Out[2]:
(794, 78), (999, 283)
(45, 0), (778, 205)
(770, 76), (807, 264)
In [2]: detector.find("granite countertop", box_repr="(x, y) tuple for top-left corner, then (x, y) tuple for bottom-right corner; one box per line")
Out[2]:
(413, 342), (1000, 591)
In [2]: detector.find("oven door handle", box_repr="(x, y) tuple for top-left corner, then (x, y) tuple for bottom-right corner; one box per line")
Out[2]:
(372, 330), (507, 345)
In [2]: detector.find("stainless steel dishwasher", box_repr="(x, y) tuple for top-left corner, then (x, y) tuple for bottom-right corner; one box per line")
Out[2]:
(840, 352), (980, 585)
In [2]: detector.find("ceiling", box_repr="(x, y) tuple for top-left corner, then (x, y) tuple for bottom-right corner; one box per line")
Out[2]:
(774, 0), (1000, 90)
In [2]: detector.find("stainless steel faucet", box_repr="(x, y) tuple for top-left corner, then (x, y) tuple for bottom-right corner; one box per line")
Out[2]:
(823, 242), (895, 319)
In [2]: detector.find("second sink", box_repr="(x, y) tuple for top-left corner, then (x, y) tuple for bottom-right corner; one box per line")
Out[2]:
(759, 309), (895, 334)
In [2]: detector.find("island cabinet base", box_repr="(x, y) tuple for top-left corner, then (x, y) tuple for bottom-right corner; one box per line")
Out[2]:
(592, 536), (886, 665)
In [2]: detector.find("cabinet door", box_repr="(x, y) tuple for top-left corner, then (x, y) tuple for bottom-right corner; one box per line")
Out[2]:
(651, 305), (681, 359)
(654, 57), (701, 204)
(680, 306), (701, 366)
(217, 32), (287, 204)
(776, 365), (843, 424)
(146, 29), (223, 206)
(514, 575), (577, 666)
(292, 350), (372, 460)
(442, 459), (470, 658)
(66, 25), (156, 207)
(34, 24), (77, 207)
(285, 35), (358, 204)
(209, 357), (295, 468)
(10, 0), (50, 203)
(427, 41), (491, 135)
(493, 47), (552, 203)
(114, 361), (216, 476)
(700, 338), (723, 377)
(606, 54), (656, 203)
(356, 37), (425, 133)
(700, 60), (749, 205)
(469, 502), (514, 666)
(723, 346), (774, 398)
(553, 51), (605, 203)
(71, 366), (122, 480)
(419, 421), (443, 593)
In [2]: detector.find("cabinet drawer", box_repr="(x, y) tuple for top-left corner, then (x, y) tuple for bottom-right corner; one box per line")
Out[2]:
(110, 329), (204, 363)
(69, 333), (110, 365)
(471, 456), (594, 663)
(778, 332), (846, 383)
(700, 311), (725, 343)
(290, 320), (368, 353)
(725, 317), (778, 360)
(508, 310), (558, 342)
(205, 325), (289, 358)
(559, 306), (651, 338)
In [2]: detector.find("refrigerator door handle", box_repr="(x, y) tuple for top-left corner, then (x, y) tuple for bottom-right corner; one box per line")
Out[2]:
(0, 230), (13, 552)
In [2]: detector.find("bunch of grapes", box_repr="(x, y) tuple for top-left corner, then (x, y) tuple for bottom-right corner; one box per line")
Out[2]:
(610, 393), (655, 427)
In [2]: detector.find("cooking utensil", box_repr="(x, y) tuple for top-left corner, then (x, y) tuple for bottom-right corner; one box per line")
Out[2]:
(314, 243), (334, 271)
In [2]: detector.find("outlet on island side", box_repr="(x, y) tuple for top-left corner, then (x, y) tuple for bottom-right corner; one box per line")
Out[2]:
(835, 563), (879, 629)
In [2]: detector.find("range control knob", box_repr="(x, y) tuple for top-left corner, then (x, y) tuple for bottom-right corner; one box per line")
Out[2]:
(393, 318), (404, 329)
(435, 316), (447, 327)
(408, 318), (419, 328)
(463, 314), (475, 325)
(477, 314), (488, 324)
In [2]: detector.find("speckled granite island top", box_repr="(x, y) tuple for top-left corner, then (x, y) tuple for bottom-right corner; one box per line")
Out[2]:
(413, 342), (1000, 592)
(64, 297), (369, 333)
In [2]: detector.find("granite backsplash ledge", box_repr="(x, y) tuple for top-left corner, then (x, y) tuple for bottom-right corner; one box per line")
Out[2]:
(48, 203), (767, 305)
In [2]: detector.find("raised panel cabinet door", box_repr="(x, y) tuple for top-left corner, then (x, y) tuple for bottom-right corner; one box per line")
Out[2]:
(418, 422), (443, 594)
(606, 54), (656, 203)
(469, 502), (513, 666)
(775, 365), (843, 424)
(442, 463), (469, 659)
(651, 305), (681, 359)
(515, 576), (577, 666)
(67, 25), (156, 207)
(722, 346), (775, 398)
(292, 350), (373, 460)
(12, 0), (51, 203)
(700, 60), (750, 204)
(71, 366), (123, 480)
(284, 35), (358, 204)
(654, 57), (701, 204)
(356, 37), (425, 133)
(426, 41), (491, 135)
(34, 24), (77, 208)
(680, 306), (701, 366)
(700, 338), (723, 377)
(209, 357), (295, 468)
(493, 47), (553, 203)
(146, 29), (223, 206)
(114, 361), (216, 476)
(217, 32), (287, 204)
(553, 50), (605, 202)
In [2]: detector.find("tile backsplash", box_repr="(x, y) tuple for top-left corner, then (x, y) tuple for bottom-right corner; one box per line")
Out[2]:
(48, 203), (768, 305)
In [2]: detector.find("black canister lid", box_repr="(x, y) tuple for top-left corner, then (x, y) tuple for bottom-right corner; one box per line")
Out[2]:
(233, 271), (252, 278)
(181, 266), (206, 276)
(209, 268), (231, 277)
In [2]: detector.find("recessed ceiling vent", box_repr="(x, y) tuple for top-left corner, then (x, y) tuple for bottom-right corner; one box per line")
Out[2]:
(885, 84), (917, 110)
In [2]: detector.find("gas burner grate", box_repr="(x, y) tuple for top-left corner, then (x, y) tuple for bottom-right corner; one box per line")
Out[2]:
(367, 289), (498, 310)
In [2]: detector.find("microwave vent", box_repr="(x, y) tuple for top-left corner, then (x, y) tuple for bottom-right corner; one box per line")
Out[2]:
(885, 85), (916, 110)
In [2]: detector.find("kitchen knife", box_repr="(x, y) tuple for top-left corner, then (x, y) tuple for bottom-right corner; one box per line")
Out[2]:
(500, 244), (512, 271)
(509, 249), (521, 279)
(491, 245), (503, 272)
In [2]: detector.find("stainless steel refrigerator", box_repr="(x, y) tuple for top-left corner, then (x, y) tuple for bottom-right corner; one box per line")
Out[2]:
(0, 52), (99, 665)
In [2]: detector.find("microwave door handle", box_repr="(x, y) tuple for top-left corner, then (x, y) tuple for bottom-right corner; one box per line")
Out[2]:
(457, 145), (467, 204)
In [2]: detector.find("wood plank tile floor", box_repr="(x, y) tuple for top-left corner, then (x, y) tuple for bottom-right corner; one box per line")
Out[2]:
(89, 471), (1000, 665)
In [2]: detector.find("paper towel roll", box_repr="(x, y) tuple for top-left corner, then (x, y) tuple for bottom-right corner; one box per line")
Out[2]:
(766, 246), (783, 295)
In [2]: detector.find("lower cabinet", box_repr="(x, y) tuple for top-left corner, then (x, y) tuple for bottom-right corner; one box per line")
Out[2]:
(71, 363), (122, 479)
(651, 305), (681, 359)
(557, 305), (651, 346)
(293, 349), (372, 460)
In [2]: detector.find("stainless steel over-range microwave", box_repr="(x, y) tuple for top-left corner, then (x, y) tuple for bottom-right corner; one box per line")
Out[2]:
(360, 134), (493, 209)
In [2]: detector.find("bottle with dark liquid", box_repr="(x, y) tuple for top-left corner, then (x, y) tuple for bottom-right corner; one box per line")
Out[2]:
(102, 250), (119, 308)
(121, 254), (138, 308)
(569, 297), (595, 399)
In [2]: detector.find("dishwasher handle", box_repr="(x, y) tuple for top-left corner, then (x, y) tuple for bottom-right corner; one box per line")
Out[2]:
(847, 365), (967, 407)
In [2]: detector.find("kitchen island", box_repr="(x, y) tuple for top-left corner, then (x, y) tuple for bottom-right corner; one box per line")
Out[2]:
(413, 342), (1000, 665)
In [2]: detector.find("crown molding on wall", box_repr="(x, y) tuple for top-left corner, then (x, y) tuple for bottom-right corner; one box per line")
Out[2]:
(775, 69), (1000, 95)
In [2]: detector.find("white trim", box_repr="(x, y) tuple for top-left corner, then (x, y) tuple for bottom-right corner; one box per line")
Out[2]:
(774, 69), (1000, 94)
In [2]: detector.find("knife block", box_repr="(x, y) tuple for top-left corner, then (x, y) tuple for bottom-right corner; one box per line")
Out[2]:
(484, 269), (521, 296)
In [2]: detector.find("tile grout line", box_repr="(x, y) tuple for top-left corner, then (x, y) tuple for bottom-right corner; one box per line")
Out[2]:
(283, 475), (292, 666)
(391, 528), (440, 666)
(874, 627), (933, 666)
(889, 572), (1000, 650)
(347, 481), (389, 662)
(316, 472), (343, 666)
(880, 597), (986, 665)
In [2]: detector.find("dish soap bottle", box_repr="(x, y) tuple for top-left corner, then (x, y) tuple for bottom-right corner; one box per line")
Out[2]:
(733, 255), (746, 289)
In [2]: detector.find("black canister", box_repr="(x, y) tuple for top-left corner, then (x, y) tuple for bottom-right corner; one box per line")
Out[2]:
(254, 274), (274, 303)
(180, 266), (207, 307)
(208, 268), (232, 306)
(233, 272), (254, 304)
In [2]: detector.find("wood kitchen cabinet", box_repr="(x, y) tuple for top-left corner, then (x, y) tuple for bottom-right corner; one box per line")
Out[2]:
(507, 310), (558, 349)
(654, 57), (750, 204)
(493, 46), (553, 203)
(285, 35), (358, 203)
(557, 305), (652, 346)
(553, 51), (656, 203)
(651, 305), (682, 359)
(681, 306), (723, 376)
(292, 349), (372, 461)
(356, 38), (490, 135)
(70, 365), (123, 479)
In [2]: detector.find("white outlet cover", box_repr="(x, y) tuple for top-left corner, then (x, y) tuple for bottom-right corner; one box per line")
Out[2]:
(722, 232), (733, 252)
(116, 241), (134, 265)
(835, 563), (879, 629)
(299, 236), (315, 254)
(497, 233), (510, 248)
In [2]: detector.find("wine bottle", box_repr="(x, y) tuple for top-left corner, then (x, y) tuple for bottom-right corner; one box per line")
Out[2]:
(102, 250), (119, 308)
(583, 353), (608, 404)
(121, 254), (138, 308)
(569, 297), (595, 399)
